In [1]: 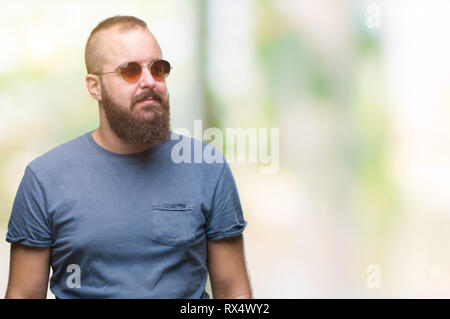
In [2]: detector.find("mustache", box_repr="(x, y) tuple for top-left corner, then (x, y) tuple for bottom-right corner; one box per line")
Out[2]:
(131, 90), (164, 108)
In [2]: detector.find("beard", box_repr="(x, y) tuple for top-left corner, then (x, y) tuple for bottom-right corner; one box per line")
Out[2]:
(100, 82), (171, 146)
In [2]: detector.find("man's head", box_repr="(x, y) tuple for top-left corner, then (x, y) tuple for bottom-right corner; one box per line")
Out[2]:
(85, 15), (170, 146)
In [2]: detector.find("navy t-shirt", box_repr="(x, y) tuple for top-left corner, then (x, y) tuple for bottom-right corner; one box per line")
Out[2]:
(6, 131), (247, 298)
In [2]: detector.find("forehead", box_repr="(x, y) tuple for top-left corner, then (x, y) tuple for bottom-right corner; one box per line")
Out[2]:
(100, 27), (162, 69)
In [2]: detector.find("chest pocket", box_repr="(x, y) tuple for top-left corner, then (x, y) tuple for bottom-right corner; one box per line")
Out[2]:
(152, 202), (203, 246)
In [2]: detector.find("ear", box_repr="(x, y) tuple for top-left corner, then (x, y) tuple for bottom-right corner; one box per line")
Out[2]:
(86, 74), (102, 101)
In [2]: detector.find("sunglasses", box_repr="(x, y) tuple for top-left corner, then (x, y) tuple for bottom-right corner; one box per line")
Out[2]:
(93, 59), (171, 83)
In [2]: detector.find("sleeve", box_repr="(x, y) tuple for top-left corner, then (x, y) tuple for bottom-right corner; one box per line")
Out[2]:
(5, 166), (53, 247)
(205, 163), (247, 240)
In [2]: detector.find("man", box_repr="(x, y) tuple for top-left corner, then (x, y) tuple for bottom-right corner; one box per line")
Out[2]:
(5, 15), (252, 299)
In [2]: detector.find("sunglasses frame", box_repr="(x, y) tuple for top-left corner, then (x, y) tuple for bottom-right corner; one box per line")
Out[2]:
(93, 59), (171, 83)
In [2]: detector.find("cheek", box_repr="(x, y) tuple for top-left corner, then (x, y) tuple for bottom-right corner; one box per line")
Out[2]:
(118, 94), (133, 108)
(121, 89), (137, 107)
(105, 81), (134, 107)
(155, 83), (168, 98)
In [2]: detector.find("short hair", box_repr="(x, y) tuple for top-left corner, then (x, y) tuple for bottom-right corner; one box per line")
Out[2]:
(85, 15), (148, 74)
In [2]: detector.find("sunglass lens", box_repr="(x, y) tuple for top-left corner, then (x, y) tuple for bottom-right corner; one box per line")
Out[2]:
(121, 62), (142, 83)
(151, 60), (171, 81)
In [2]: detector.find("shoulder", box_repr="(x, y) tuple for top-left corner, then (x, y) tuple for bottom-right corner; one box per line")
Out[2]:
(160, 131), (230, 183)
(27, 133), (90, 178)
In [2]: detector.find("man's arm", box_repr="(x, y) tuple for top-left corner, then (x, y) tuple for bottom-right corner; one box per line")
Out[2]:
(5, 243), (51, 299)
(207, 234), (252, 299)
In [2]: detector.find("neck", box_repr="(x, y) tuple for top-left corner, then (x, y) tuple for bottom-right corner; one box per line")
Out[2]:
(92, 123), (156, 154)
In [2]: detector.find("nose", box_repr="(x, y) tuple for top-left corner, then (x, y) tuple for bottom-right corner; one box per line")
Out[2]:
(138, 64), (157, 89)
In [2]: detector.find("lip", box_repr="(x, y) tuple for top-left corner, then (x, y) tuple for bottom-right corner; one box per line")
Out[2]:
(138, 98), (159, 104)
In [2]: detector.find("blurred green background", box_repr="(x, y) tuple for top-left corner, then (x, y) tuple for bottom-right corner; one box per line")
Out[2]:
(2, 0), (450, 298)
